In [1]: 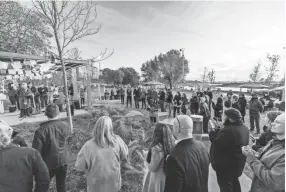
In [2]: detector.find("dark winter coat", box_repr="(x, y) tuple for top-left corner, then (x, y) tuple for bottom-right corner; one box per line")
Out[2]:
(238, 98), (247, 116)
(0, 144), (50, 192)
(164, 138), (209, 192)
(232, 101), (241, 111)
(190, 96), (199, 114)
(213, 102), (223, 121)
(159, 91), (165, 101)
(249, 98), (264, 114)
(166, 91), (173, 103)
(32, 119), (69, 170)
(252, 130), (275, 151)
(209, 123), (249, 177)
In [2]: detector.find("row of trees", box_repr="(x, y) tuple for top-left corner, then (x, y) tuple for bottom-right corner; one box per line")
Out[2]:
(100, 67), (140, 86)
(201, 67), (216, 83)
(249, 54), (283, 85)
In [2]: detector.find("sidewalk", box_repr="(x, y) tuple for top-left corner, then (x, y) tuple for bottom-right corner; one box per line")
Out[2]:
(0, 109), (88, 126)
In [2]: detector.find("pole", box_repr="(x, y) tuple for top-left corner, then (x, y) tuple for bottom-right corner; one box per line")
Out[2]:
(86, 61), (92, 109)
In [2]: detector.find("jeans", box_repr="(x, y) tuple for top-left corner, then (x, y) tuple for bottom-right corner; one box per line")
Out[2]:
(216, 172), (241, 192)
(173, 106), (180, 118)
(127, 96), (132, 107)
(80, 98), (85, 106)
(141, 98), (146, 109)
(250, 113), (260, 132)
(49, 165), (68, 192)
(41, 95), (48, 108)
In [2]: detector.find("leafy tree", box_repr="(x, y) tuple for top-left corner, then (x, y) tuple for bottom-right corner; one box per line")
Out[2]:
(114, 70), (125, 85)
(265, 54), (280, 85)
(119, 67), (140, 86)
(100, 68), (116, 84)
(201, 67), (208, 83)
(140, 57), (161, 82)
(0, 1), (52, 55)
(158, 50), (189, 88)
(249, 61), (262, 83)
(208, 69), (215, 83)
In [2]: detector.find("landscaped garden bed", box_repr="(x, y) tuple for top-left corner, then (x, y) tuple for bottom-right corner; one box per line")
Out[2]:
(13, 105), (258, 192)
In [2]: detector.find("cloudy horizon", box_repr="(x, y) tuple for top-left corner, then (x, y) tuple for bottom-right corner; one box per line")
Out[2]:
(22, 1), (286, 82)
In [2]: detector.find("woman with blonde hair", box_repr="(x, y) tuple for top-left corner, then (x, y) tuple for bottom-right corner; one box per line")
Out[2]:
(75, 116), (128, 192)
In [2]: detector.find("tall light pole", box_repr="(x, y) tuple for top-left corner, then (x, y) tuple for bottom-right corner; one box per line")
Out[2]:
(180, 48), (185, 83)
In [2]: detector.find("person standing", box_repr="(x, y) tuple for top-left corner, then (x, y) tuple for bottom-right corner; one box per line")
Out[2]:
(242, 113), (285, 192)
(79, 85), (86, 107)
(134, 87), (140, 109)
(190, 93), (199, 115)
(166, 89), (173, 118)
(173, 92), (182, 118)
(32, 104), (69, 192)
(141, 87), (147, 109)
(18, 83), (33, 118)
(143, 123), (175, 192)
(120, 86), (125, 104)
(38, 84), (48, 109)
(164, 115), (210, 192)
(126, 86), (132, 108)
(238, 93), (247, 122)
(7, 83), (18, 108)
(0, 120), (50, 192)
(181, 93), (188, 115)
(207, 88), (213, 114)
(213, 97), (223, 122)
(209, 108), (249, 192)
(249, 93), (264, 134)
(75, 116), (128, 192)
(198, 96), (211, 133)
(148, 97), (159, 123)
(159, 89), (166, 112)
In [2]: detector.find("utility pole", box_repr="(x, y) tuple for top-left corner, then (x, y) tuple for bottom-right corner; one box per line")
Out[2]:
(180, 48), (185, 88)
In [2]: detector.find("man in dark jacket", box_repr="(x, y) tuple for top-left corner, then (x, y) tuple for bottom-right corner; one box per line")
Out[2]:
(190, 93), (199, 114)
(32, 104), (69, 192)
(38, 84), (49, 109)
(207, 88), (213, 113)
(166, 89), (173, 117)
(0, 120), (50, 192)
(164, 115), (209, 192)
(249, 93), (264, 134)
(209, 108), (249, 192)
(159, 89), (166, 112)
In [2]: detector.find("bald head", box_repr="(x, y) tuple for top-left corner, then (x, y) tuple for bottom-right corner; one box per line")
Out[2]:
(173, 115), (193, 139)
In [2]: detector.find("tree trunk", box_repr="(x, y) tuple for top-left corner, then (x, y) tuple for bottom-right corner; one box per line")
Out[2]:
(52, 9), (73, 134)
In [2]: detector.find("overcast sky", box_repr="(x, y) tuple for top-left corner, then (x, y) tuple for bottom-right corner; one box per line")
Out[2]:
(22, 1), (286, 81)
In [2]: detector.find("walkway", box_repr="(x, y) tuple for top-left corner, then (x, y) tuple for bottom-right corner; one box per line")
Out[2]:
(0, 109), (88, 126)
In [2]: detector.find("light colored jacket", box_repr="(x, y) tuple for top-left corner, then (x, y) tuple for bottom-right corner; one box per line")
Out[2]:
(143, 145), (165, 192)
(249, 139), (285, 192)
(75, 136), (128, 192)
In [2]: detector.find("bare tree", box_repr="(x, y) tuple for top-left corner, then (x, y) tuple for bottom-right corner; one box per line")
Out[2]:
(249, 61), (262, 83)
(201, 67), (208, 83)
(265, 54), (280, 85)
(33, 1), (101, 134)
(208, 69), (215, 83)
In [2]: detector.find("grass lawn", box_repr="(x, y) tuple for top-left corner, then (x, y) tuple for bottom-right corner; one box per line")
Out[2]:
(12, 96), (268, 191)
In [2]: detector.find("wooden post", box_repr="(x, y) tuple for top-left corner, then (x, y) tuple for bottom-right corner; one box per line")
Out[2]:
(86, 61), (92, 109)
(71, 68), (79, 100)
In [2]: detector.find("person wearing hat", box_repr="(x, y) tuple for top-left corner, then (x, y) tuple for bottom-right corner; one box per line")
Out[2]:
(252, 111), (282, 151)
(209, 108), (249, 192)
(242, 113), (285, 192)
(0, 120), (50, 192)
(164, 115), (210, 192)
(249, 92), (264, 134)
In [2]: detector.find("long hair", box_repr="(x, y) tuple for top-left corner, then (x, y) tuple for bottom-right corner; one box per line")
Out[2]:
(92, 116), (116, 148)
(147, 123), (175, 174)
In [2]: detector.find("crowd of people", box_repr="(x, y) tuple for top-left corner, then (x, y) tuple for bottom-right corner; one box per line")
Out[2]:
(0, 102), (284, 192)
(6, 82), (86, 118)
